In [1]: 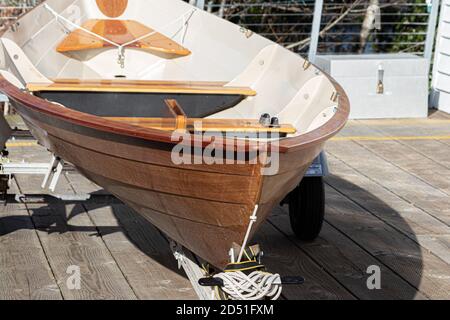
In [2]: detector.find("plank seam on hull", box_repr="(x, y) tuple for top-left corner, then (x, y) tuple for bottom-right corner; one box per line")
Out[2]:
(118, 196), (245, 230)
(76, 166), (259, 207)
(46, 133), (261, 204)
(43, 132), (258, 177)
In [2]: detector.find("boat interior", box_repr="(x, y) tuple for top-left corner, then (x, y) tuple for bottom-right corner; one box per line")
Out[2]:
(0, 0), (340, 139)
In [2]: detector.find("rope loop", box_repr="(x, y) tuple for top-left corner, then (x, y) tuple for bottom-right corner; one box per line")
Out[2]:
(212, 243), (282, 300)
(214, 271), (282, 300)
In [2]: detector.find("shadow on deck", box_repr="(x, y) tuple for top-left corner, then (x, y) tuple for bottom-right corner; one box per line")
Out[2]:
(0, 174), (424, 300)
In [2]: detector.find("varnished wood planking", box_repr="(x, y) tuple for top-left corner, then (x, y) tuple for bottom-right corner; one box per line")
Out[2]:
(27, 80), (255, 96)
(14, 174), (137, 300)
(37, 122), (257, 177)
(126, 201), (247, 269)
(51, 78), (229, 87)
(106, 117), (296, 134)
(49, 134), (262, 205)
(269, 207), (426, 300)
(15, 112), (264, 268)
(96, 0), (128, 17)
(69, 165), (255, 269)
(80, 169), (253, 227)
(56, 19), (191, 57)
(324, 184), (450, 299)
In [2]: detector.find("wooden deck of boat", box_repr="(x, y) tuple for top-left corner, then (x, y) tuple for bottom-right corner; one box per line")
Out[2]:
(2, 111), (450, 300)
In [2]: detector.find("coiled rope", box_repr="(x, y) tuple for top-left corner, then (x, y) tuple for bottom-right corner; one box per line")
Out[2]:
(213, 206), (283, 300)
(214, 271), (282, 300)
(44, 4), (197, 68)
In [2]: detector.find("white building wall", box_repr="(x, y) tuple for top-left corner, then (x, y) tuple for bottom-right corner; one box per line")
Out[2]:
(431, 0), (450, 114)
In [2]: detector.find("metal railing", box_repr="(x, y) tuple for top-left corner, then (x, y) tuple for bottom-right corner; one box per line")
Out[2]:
(199, 1), (437, 58)
(0, 0), (38, 24)
(0, 0), (439, 58)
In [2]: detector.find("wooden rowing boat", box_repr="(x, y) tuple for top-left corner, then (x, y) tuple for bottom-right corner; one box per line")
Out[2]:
(0, 0), (349, 269)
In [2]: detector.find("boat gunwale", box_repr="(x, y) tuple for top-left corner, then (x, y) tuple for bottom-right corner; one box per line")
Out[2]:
(0, 74), (349, 153)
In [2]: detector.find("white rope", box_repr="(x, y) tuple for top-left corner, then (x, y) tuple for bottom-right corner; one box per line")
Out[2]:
(214, 271), (282, 300)
(213, 205), (283, 300)
(44, 4), (118, 47)
(44, 4), (197, 67)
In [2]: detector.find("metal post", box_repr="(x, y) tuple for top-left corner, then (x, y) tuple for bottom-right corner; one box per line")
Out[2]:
(308, 0), (324, 63)
(196, 0), (205, 10)
(424, 0), (441, 62)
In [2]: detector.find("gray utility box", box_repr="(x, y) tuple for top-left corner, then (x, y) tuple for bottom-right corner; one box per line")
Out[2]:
(315, 54), (429, 119)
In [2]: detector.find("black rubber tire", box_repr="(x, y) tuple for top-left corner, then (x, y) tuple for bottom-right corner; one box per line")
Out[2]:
(288, 177), (325, 241)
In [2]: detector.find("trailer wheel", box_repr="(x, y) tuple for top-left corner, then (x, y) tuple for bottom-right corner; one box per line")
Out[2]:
(288, 177), (325, 241)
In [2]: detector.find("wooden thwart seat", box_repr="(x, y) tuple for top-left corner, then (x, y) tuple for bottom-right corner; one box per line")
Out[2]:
(107, 117), (297, 134)
(56, 19), (191, 57)
(105, 99), (297, 135)
(26, 79), (257, 96)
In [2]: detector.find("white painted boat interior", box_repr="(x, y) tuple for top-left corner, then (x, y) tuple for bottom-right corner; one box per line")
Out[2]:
(0, 0), (339, 136)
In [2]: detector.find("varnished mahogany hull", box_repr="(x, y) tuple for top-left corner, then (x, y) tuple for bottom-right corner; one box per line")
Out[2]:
(1, 72), (349, 269)
(8, 98), (320, 269)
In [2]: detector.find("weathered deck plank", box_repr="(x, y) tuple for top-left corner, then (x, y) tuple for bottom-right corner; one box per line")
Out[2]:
(64, 173), (198, 300)
(326, 141), (450, 226)
(325, 154), (450, 268)
(323, 177), (450, 299)
(392, 140), (450, 170)
(83, 202), (198, 299)
(348, 120), (450, 195)
(326, 153), (450, 236)
(0, 179), (62, 300)
(430, 110), (450, 119)
(357, 140), (450, 195)
(14, 174), (137, 300)
(253, 222), (356, 300)
(269, 208), (426, 300)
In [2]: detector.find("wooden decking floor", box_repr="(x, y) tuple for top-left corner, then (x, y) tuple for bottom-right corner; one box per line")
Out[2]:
(1, 111), (450, 300)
